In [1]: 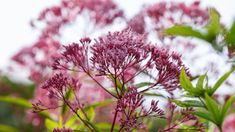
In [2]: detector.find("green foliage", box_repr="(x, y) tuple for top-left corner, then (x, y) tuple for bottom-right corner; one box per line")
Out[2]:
(0, 75), (35, 99)
(135, 82), (154, 88)
(180, 67), (235, 97)
(0, 124), (18, 132)
(164, 8), (226, 52)
(225, 20), (235, 48)
(0, 96), (32, 109)
(180, 68), (204, 97)
(176, 67), (235, 130)
(209, 67), (235, 95)
(163, 25), (205, 40)
(45, 119), (60, 131)
(171, 99), (204, 108)
(191, 94), (235, 129)
(77, 107), (95, 122)
(61, 88), (73, 116)
(84, 99), (114, 110)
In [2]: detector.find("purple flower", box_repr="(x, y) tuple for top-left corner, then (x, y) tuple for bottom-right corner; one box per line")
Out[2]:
(41, 73), (78, 99)
(117, 87), (163, 131)
(91, 29), (147, 76)
(53, 38), (91, 72)
(78, 0), (124, 25)
(127, 13), (146, 34)
(146, 46), (186, 91)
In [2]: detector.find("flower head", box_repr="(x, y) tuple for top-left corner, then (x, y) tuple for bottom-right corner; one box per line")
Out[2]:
(127, 13), (145, 34)
(41, 73), (78, 100)
(91, 29), (147, 76)
(52, 38), (91, 72)
(146, 46), (187, 91)
(117, 86), (163, 131)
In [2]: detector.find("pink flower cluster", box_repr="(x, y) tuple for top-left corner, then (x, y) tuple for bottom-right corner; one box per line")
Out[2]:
(33, 29), (188, 131)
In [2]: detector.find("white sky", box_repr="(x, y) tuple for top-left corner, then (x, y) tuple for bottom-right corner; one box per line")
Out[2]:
(0, 0), (235, 70)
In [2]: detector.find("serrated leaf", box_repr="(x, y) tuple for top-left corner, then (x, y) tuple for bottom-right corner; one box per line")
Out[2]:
(0, 95), (32, 108)
(163, 25), (205, 39)
(172, 99), (205, 108)
(210, 67), (235, 95)
(45, 119), (59, 131)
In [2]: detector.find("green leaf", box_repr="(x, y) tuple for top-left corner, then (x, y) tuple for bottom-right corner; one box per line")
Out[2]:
(65, 116), (77, 129)
(220, 96), (235, 122)
(180, 68), (200, 95)
(81, 107), (95, 121)
(191, 111), (216, 124)
(135, 82), (153, 88)
(61, 88), (73, 116)
(226, 20), (235, 47)
(204, 93), (220, 124)
(0, 95), (32, 108)
(205, 8), (221, 41)
(196, 73), (207, 90)
(0, 124), (18, 132)
(84, 99), (114, 110)
(210, 67), (235, 95)
(0, 96), (52, 119)
(172, 99), (205, 108)
(163, 25), (205, 40)
(108, 74), (123, 90)
(95, 123), (119, 131)
(144, 93), (165, 98)
(45, 119), (59, 131)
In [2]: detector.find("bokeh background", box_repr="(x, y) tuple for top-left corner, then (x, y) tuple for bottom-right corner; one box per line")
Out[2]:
(1, 0), (235, 131)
